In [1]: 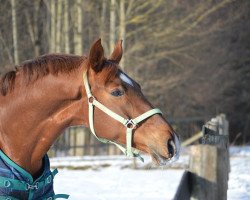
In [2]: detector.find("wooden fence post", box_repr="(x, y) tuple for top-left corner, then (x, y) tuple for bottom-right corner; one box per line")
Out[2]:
(189, 145), (228, 200)
(174, 114), (229, 200)
(189, 114), (229, 200)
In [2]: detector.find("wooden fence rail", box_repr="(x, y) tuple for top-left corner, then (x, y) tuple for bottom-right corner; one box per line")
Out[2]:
(174, 114), (229, 200)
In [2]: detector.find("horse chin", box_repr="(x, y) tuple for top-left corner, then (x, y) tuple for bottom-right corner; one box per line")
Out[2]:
(149, 148), (179, 166)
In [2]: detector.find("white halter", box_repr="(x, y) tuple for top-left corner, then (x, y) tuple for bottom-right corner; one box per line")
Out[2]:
(83, 72), (162, 162)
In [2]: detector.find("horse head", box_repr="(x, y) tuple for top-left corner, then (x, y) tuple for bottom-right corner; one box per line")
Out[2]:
(83, 39), (180, 165)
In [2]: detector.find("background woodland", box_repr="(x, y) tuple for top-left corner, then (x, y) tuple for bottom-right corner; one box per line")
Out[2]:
(0, 0), (249, 143)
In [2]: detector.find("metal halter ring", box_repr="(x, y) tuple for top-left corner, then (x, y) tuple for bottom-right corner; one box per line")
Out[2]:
(125, 119), (137, 129)
(88, 96), (95, 103)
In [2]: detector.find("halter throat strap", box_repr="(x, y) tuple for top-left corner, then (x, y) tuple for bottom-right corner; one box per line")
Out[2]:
(83, 72), (162, 162)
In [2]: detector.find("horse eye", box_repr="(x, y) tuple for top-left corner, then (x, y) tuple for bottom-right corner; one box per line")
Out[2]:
(111, 89), (124, 97)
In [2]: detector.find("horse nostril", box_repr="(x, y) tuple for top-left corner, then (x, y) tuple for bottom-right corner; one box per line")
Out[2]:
(167, 139), (176, 158)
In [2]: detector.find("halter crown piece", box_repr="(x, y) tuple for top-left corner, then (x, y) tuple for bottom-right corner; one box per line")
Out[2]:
(83, 72), (162, 162)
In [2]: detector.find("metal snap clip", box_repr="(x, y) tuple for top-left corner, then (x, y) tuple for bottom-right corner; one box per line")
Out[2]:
(47, 175), (52, 183)
(26, 182), (39, 190)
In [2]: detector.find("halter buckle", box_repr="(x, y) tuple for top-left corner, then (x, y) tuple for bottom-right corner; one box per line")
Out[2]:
(125, 119), (136, 129)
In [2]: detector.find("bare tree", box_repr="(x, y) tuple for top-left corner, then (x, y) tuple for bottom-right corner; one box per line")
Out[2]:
(11, 0), (19, 64)
(55, 0), (63, 52)
(25, 0), (46, 57)
(100, 0), (108, 53)
(119, 0), (125, 68)
(73, 0), (83, 55)
(0, 32), (13, 64)
(109, 0), (116, 54)
(50, 0), (56, 52)
(64, 0), (70, 53)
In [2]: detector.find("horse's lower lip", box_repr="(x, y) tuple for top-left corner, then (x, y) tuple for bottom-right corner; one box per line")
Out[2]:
(151, 149), (176, 166)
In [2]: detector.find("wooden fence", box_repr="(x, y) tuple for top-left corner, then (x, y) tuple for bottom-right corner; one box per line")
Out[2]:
(174, 114), (230, 200)
(48, 127), (123, 157)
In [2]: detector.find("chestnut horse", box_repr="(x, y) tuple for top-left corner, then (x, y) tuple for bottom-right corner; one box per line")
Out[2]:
(0, 39), (180, 199)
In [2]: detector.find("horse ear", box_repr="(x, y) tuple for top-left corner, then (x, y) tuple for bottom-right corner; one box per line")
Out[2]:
(109, 40), (123, 64)
(88, 38), (105, 72)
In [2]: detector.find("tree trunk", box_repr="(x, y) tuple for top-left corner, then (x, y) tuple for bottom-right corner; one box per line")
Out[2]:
(109, 0), (116, 54)
(11, 0), (19, 64)
(25, 0), (44, 57)
(55, 0), (62, 52)
(73, 0), (83, 55)
(0, 32), (14, 64)
(100, 0), (108, 53)
(64, 0), (70, 53)
(119, 0), (126, 69)
(50, 0), (56, 52)
(34, 1), (41, 56)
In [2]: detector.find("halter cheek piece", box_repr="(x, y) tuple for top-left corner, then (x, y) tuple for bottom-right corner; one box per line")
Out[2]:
(83, 73), (162, 162)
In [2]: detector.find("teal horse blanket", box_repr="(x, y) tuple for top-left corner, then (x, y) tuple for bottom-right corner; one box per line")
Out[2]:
(0, 150), (69, 200)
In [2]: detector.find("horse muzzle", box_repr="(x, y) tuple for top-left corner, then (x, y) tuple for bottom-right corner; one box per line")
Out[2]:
(150, 132), (180, 166)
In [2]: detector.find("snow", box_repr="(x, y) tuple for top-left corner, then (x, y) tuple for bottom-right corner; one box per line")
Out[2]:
(54, 168), (184, 200)
(52, 146), (250, 200)
(228, 146), (250, 200)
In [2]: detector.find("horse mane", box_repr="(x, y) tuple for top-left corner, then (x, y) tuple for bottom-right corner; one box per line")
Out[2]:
(0, 54), (86, 96)
(0, 54), (119, 96)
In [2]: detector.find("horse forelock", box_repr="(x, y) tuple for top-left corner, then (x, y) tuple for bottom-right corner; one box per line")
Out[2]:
(0, 54), (86, 96)
(97, 60), (141, 90)
(97, 60), (119, 84)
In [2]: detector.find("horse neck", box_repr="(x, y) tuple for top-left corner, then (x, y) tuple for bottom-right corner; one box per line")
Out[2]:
(0, 66), (88, 176)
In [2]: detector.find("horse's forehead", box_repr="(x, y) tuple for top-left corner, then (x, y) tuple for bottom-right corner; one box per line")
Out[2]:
(119, 72), (134, 87)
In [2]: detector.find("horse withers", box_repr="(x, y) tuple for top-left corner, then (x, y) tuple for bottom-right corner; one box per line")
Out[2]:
(0, 39), (180, 199)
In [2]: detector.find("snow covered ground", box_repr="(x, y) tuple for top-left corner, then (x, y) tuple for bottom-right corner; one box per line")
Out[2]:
(53, 168), (184, 200)
(52, 146), (250, 200)
(228, 146), (250, 200)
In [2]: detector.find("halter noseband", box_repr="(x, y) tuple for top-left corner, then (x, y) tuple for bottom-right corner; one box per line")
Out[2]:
(83, 72), (162, 162)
